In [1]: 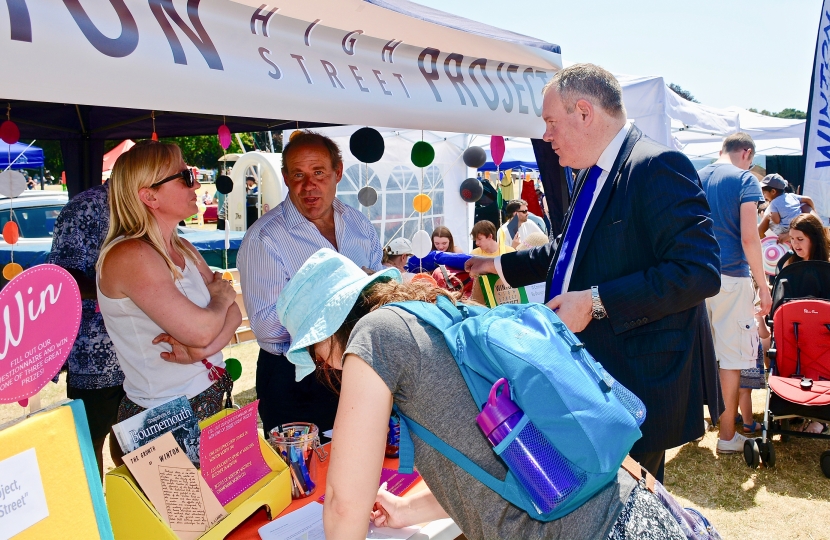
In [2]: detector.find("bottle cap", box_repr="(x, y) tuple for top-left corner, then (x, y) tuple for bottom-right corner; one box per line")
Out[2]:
(476, 378), (522, 436)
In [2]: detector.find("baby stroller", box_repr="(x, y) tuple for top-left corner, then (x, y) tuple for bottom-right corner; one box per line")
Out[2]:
(744, 260), (830, 476)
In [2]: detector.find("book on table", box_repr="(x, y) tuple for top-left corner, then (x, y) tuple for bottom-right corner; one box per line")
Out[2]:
(112, 395), (202, 467)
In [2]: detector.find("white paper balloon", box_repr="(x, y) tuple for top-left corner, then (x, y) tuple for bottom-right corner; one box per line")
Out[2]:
(0, 170), (26, 198)
(411, 229), (432, 259)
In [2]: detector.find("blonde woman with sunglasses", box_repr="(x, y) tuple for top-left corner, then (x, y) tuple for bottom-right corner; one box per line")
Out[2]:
(96, 141), (241, 423)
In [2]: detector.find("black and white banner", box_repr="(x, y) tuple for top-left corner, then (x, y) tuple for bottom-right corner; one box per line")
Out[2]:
(0, 0), (562, 138)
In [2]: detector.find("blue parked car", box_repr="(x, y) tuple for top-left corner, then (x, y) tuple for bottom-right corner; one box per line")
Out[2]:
(0, 192), (244, 281)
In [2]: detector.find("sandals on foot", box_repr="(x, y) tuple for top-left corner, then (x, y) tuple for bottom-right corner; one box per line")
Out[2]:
(743, 421), (763, 433)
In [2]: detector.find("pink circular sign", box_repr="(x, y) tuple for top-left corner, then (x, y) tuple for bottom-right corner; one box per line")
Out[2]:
(0, 264), (81, 404)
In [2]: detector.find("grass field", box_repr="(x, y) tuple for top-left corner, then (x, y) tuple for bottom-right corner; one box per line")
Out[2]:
(2, 341), (829, 540)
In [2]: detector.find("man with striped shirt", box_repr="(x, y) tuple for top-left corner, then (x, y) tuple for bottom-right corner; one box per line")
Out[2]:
(238, 131), (383, 435)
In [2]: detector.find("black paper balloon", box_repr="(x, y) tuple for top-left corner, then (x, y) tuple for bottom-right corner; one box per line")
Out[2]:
(350, 127), (385, 163)
(463, 146), (487, 169)
(215, 175), (234, 195)
(459, 178), (484, 203)
(357, 186), (378, 207)
(411, 141), (435, 168)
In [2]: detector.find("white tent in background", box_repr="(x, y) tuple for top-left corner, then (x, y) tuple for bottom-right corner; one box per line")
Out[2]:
(675, 107), (805, 159)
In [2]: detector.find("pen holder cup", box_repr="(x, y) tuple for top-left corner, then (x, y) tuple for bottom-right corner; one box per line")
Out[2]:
(269, 422), (328, 500)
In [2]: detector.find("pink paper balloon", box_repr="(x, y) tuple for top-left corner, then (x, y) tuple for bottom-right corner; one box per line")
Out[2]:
(490, 136), (505, 167)
(218, 125), (232, 150)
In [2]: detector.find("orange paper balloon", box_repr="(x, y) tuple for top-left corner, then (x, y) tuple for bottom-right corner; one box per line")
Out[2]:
(3, 262), (23, 280)
(413, 194), (432, 213)
(2, 221), (19, 244)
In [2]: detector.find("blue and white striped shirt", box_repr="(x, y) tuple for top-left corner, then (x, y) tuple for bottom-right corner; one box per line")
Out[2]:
(237, 197), (383, 355)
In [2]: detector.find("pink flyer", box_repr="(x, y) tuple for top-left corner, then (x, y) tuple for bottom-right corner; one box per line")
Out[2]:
(199, 400), (271, 506)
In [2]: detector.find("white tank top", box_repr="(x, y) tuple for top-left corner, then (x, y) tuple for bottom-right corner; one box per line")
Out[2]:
(97, 250), (225, 409)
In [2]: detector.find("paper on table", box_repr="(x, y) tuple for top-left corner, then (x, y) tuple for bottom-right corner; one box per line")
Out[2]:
(0, 448), (49, 540)
(258, 501), (324, 540)
(124, 432), (227, 540)
(257, 501), (419, 540)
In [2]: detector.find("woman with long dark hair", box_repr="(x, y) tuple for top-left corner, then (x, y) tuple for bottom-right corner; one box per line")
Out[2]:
(782, 213), (830, 267)
(431, 226), (464, 253)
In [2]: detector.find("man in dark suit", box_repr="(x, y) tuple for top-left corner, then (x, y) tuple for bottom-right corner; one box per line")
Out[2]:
(467, 64), (723, 482)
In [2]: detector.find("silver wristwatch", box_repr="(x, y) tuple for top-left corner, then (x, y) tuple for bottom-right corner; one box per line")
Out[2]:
(591, 286), (607, 319)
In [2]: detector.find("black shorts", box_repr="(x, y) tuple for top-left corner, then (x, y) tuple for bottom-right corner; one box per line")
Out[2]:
(67, 384), (125, 442)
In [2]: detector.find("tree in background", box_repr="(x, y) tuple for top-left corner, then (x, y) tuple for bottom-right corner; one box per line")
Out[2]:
(669, 83), (700, 103)
(748, 107), (807, 120)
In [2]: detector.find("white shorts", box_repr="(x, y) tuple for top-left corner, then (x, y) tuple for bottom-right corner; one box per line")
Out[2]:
(705, 275), (760, 371)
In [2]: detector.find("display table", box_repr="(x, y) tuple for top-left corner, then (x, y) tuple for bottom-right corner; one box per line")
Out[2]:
(226, 446), (462, 540)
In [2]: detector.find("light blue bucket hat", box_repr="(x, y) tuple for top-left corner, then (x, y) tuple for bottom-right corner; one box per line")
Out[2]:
(276, 248), (401, 381)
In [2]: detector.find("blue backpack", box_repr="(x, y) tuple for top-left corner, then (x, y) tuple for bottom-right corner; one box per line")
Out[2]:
(391, 297), (646, 521)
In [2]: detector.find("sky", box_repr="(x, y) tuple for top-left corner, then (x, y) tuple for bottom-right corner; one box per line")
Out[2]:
(413, 0), (822, 113)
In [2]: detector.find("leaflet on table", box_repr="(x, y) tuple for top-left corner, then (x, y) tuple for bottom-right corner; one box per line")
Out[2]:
(112, 395), (201, 467)
(478, 274), (546, 307)
(199, 400), (271, 506)
(0, 448), (49, 540)
(257, 501), (419, 540)
(123, 432), (227, 540)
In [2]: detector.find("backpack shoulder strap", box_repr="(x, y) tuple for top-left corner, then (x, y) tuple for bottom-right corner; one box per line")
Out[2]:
(390, 296), (463, 331)
(395, 410), (527, 510)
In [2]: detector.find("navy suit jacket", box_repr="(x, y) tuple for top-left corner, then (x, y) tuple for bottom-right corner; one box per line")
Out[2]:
(502, 125), (723, 453)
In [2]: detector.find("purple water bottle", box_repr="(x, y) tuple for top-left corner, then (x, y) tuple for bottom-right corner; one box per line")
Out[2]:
(476, 378), (585, 514)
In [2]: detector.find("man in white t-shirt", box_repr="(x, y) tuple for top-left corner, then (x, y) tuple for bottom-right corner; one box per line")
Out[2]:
(500, 199), (544, 248)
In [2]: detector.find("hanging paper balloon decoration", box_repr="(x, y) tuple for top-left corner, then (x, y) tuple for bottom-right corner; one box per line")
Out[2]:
(0, 170), (26, 198)
(459, 178), (484, 203)
(218, 125), (232, 150)
(411, 141), (435, 168)
(357, 186), (378, 207)
(0, 103), (18, 144)
(225, 358), (243, 381)
(349, 127), (385, 163)
(0, 120), (19, 145)
(490, 136), (505, 167)
(348, 128), (384, 208)
(413, 193), (432, 213)
(150, 110), (159, 141)
(2, 262), (22, 280)
(462, 146), (487, 169)
(411, 230), (432, 259)
(215, 175), (233, 195)
(2, 221), (19, 245)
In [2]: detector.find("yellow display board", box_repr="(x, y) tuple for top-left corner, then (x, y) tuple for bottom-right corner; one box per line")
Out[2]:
(0, 402), (111, 539)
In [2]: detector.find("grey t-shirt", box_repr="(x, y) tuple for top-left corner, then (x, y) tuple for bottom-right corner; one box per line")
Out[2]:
(345, 306), (636, 540)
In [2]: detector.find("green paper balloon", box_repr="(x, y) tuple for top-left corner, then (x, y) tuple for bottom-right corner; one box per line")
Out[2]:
(225, 358), (243, 381)
(411, 141), (435, 168)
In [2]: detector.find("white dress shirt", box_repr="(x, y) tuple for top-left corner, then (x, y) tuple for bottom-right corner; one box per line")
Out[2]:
(237, 197), (383, 355)
(495, 122), (632, 295)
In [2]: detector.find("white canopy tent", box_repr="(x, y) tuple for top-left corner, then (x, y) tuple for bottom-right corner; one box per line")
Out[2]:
(674, 107), (805, 159)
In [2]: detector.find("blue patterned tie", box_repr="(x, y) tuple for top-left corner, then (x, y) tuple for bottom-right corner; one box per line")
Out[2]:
(548, 165), (603, 300)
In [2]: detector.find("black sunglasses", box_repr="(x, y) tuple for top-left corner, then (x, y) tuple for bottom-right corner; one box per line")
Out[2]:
(151, 169), (194, 188)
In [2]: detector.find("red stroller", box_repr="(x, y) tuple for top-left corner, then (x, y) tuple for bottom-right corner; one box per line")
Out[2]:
(744, 260), (830, 476)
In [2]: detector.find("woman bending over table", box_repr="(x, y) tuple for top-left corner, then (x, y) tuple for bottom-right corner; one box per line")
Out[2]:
(276, 248), (687, 540)
(97, 141), (241, 422)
